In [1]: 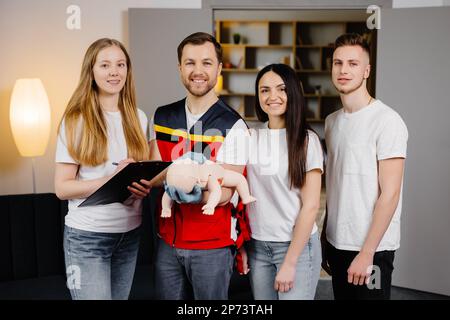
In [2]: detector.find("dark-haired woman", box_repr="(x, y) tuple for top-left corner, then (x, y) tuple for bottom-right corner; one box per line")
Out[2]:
(242, 64), (323, 300)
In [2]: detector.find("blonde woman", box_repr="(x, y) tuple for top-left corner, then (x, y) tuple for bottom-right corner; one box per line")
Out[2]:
(55, 38), (150, 300)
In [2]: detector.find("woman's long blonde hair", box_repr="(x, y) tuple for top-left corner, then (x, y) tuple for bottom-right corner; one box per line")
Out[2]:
(58, 38), (149, 166)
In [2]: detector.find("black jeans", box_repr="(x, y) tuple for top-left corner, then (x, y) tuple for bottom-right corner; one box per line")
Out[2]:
(326, 241), (395, 300)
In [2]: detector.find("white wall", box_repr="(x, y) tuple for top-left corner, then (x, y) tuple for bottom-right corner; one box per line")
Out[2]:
(393, 0), (446, 7)
(0, 0), (200, 195)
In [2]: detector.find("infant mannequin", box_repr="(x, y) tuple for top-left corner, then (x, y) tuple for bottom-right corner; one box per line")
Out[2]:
(161, 156), (256, 217)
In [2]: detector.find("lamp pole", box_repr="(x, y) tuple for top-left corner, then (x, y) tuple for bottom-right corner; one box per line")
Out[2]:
(31, 157), (36, 194)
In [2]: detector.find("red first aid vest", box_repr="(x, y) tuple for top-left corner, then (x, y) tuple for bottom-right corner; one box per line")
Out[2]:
(153, 98), (250, 250)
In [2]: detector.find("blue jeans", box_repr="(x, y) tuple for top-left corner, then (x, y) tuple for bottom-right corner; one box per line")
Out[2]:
(247, 232), (321, 300)
(154, 238), (234, 300)
(63, 225), (141, 300)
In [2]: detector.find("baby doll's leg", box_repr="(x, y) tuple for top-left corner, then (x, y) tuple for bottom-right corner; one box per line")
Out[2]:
(222, 170), (256, 204)
(161, 192), (173, 218)
(202, 175), (222, 215)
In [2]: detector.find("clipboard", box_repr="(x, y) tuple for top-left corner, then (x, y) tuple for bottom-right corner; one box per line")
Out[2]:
(78, 161), (172, 207)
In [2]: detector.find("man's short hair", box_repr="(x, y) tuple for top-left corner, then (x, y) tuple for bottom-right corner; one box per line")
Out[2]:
(334, 33), (371, 60)
(177, 32), (223, 64)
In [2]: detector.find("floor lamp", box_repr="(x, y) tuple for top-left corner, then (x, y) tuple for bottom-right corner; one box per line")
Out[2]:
(10, 78), (51, 193)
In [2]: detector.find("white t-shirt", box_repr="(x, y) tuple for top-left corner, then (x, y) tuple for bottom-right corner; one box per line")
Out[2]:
(55, 109), (148, 233)
(325, 99), (408, 251)
(246, 122), (324, 242)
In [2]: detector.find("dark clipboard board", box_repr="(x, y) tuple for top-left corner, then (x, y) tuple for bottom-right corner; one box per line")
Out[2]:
(78, 161), (172, 207)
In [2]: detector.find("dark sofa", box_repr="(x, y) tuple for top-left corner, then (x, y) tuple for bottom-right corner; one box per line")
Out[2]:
(0, 192), (252, 300)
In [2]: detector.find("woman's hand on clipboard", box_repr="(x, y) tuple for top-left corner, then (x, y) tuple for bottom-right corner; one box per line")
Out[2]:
(112, 158), (134, 173)
(112, 158), (151, 201)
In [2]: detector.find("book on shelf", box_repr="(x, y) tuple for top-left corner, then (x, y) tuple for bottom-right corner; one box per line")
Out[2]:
(296, 56), (303, 70)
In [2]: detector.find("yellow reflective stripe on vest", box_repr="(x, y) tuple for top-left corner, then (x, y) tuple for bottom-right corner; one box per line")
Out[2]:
(154, 124), (224, 143)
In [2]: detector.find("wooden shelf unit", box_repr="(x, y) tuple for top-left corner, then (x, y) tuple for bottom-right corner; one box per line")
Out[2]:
(215, 19), (377, 122)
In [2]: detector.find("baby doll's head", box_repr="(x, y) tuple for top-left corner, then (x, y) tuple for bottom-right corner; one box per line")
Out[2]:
(166, 159), (200, 193)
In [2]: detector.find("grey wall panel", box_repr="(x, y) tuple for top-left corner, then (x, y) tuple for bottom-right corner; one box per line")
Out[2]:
(208, 0), (392, 9)
(377, 7), (450, 296)
(129, 8), (213, 119)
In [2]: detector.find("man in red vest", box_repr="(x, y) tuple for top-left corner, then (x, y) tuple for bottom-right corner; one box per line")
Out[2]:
(133, 32), (250, 300)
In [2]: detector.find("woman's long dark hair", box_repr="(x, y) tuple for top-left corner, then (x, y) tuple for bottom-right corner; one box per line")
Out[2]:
(254, 63), (311, 189)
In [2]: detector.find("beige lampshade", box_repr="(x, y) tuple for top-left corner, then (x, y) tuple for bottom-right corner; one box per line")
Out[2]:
(9, 78), (51, 157)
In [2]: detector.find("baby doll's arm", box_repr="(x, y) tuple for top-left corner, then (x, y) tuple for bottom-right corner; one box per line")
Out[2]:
(202, 175), (222, 215)
(201, 164), (245, 206)
(161, 191), (173, 218)
(222, 170), (256, 205)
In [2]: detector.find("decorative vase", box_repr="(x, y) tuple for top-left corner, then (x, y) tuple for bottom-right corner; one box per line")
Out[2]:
(233, 33), (241, 44)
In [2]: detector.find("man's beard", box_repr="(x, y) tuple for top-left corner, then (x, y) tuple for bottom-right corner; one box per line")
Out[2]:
(334, 76), (365, 95)
(184, 79), (216, 97)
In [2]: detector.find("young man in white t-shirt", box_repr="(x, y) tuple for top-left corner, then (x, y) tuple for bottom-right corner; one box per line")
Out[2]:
(322, 33), (408, 300)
